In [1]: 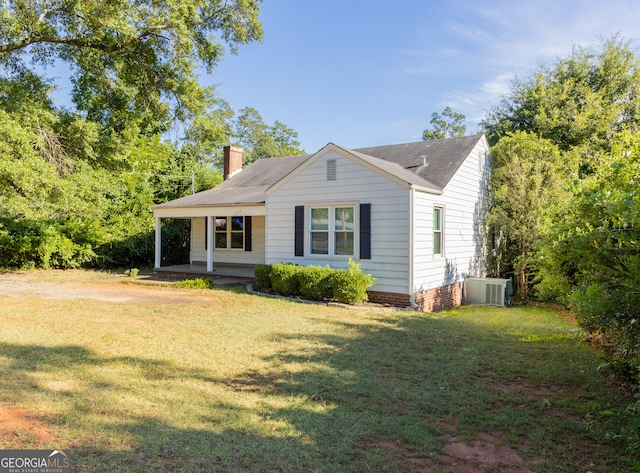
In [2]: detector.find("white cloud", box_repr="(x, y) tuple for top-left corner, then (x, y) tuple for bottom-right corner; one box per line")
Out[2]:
(409, 0), (640, 130)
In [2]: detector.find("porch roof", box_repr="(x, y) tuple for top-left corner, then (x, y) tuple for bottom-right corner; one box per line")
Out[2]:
(153, 153), (312, 210)
(154, 185), (268, 208)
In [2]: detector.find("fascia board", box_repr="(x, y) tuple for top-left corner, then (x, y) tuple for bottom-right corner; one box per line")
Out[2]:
(153, 205), (266, 218)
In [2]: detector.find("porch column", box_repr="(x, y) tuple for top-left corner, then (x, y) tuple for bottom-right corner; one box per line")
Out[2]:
(154, 217), (161, 269)
(206, 215), (214, 272)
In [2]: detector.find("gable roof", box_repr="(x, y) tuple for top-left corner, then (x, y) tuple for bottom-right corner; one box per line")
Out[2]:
(266, 143), (443, 195)
(153, 134), (484, 209)
(354, 133), (484, 189)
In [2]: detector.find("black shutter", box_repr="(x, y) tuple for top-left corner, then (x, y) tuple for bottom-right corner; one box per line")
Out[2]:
(294, 206), (304, 257)
(360, 203), (371, 259)
(244, 216), (252, 252)
(204, 217), (208, 251)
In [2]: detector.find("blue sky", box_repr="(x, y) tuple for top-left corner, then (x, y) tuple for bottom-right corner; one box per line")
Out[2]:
(205, 0), (640, 152)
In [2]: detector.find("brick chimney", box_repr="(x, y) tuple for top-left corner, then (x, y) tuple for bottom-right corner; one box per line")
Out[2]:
(223, 145), (243, 180)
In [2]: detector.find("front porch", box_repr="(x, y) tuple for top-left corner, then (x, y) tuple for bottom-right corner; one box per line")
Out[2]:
(155, 262), (256, 280)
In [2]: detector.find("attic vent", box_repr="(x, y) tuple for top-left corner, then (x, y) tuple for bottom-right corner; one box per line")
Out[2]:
(327, 159), (337, 181)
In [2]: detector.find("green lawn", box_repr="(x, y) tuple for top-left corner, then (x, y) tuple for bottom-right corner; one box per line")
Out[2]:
(0, 271), (636, 472)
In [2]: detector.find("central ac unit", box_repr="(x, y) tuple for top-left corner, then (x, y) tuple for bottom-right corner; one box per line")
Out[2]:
(464, 278), (511, 307)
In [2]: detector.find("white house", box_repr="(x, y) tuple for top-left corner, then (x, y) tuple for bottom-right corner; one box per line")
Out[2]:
(153, 134), (491, 311)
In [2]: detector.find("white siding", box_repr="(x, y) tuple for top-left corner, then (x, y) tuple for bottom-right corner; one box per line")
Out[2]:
(191, 216), (266, 265)
(412, 138), (490, 292)
(266, 149), (412, 294)
(191, 217), (206, 262)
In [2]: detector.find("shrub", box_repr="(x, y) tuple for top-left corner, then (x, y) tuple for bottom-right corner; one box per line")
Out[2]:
(0, 217), (95, 269)
(254, 263), (272, 290)
(270, 263), (300, 296)
(331, 259), (376, 304)
(298, 265), (333, 301)
(175, 278), (214, 289)
(258, 260), (376, 304)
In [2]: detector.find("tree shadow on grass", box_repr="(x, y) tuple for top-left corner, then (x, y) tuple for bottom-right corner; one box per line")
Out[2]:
(0, 342), (366, 472)
(213, 314), (632, 472)
(0, 310), (633, 472)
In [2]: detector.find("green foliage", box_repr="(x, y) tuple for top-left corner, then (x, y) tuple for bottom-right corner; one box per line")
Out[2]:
(423, 106), (466, 140)
(124, 268), (139, 277)
(537, 132), (640, 380)
(331, 259), (376, 304)
(232, 107), (305, 164)
(0, 0), (263, 136)
(254, 263), (272, 290)
(482, 36), (640, 166)
(270, 263), (300, 296)
(298, 265), (333, 301)
(174, 278), (215, 289)
(256, 262), (375, 304)
(483, 38), (640, 449)
(487, 131), (575, 298)
(0, 217), (95, 269)
(0, 0), (304, 275)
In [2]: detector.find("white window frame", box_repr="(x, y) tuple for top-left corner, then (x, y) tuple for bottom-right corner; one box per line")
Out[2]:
(308, 203), (357, 258)
(433, 206), (444, 257)
(214, 216), (245, 251)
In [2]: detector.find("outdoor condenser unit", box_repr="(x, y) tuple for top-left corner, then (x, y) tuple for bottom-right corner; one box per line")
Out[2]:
(464, 277), (511, 307)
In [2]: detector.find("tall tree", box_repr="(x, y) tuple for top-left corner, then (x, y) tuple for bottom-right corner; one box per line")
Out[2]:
(182, 90), (234, 168)
(486, 131), (575, 298)
(482, 36), (640, 172)
(483, 36), (640, 297)
(423, 106), (466, 140)
(0, 0), (263, 141)
(232, 107), (304, 163)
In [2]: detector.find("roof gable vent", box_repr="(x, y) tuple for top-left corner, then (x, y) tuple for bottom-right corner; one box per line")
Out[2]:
(327, 159), (337, 181)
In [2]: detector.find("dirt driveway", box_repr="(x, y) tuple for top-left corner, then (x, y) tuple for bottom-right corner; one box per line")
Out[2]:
(0, 269), (244, 304)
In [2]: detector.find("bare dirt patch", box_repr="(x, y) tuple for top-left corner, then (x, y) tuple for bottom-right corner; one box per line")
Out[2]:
(441, 432), (536, 473)
(366, 430), (536, 473)
(0, 270), (222, 304)
(0, 406), (57, 446)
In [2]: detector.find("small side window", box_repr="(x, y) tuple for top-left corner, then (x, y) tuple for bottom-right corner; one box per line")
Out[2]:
(434, 206), (444, 256)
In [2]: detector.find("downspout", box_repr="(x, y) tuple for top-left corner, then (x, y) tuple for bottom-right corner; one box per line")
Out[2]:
(409, 187), (419, 310)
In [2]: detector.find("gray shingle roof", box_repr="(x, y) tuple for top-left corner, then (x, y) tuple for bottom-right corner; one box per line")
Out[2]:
(154, 134), (484, 209)
(154, 154), (311, 208)
(354, 133), (484, 189)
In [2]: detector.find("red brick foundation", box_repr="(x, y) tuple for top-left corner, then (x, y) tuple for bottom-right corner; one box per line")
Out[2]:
(414, 282), (463, 312)
(368, 282), (463, 312)
(367, 291), (412, 308)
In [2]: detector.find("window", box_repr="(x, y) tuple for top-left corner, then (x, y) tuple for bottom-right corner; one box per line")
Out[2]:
(334, 207), (354, 255)
(310, 206), (354, 256)
(215, 216), (244, 250)
(310, 208), (329, 254)
(433, 206), (444, 256)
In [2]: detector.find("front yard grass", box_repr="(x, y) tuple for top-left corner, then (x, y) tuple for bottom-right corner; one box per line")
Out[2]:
(0, 271), (636, 472)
